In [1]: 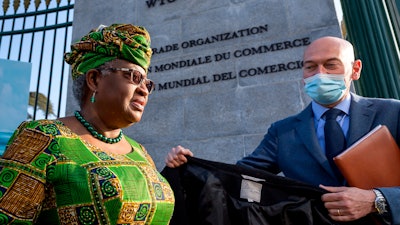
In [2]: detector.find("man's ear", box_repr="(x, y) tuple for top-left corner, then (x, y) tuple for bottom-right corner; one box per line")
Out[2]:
(86, 69), (101, 91)
(351, 59), (362, 81)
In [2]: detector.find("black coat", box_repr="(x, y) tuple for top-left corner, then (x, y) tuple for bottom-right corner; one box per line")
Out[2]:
(161, 157), (377, 225)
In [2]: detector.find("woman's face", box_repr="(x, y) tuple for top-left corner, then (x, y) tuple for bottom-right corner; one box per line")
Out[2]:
(95, 59), (151, 127)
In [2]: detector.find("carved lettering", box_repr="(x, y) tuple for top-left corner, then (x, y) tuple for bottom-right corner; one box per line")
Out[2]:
(213, 72), (236, 82)
(149, 25), (309, 92)
(152, 43), (179, 54)
(238, 61), (303, 77)
(153, 56), (212, 72)
(181, 24), (268, 50)
(233, 38), (310, 58)
(146, 0), (176, 8)
(158, 76), (211, 90)
(152, 24), (269, 55)
(149, 37), (309, 73)
(155, 60), (303, 92)
(214, 52), (231, 62)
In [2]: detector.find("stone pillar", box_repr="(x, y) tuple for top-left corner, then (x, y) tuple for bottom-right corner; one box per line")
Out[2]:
(66, 0), (341, 169)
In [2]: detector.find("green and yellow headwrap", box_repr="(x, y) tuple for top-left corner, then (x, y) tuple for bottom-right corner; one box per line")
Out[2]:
(64, 23), (152, 80)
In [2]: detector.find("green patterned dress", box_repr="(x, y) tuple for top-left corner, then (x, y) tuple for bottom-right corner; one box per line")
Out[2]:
(0, 120), (174, 224)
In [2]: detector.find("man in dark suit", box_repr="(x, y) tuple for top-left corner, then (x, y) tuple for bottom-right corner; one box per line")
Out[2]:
(166, 36), (400, 224)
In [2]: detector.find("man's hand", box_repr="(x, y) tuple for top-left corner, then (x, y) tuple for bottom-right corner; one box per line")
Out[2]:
(320, 185), (376, 221)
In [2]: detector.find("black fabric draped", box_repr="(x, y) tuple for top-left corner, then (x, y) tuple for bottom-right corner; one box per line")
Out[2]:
(161, 157), (376, 225)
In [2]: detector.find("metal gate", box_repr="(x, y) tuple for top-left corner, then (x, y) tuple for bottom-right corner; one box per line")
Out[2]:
(0, 0), (74, 120)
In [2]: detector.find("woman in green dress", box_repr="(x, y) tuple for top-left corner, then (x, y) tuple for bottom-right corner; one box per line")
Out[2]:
(0, 24), (174, 225)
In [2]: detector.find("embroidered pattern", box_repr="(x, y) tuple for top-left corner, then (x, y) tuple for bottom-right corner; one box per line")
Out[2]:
(0, 120), (174, 224)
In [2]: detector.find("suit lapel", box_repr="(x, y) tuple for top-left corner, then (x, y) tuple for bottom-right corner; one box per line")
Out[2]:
(347, 93), (376, 146)
(295, 105), (336, 177)
(294, 94), (377, 184)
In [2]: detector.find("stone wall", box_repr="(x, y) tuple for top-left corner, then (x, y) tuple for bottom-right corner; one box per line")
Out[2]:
(66, 0), (342, 170)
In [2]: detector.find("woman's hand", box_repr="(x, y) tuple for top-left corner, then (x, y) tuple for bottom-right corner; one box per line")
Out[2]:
(165, 145), (194, 168)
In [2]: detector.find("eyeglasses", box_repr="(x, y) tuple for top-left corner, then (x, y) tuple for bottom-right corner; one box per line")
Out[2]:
(107, 68), (155, 94)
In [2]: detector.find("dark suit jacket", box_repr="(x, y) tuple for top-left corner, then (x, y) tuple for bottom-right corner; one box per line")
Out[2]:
(162, 157), (375, 225)
(237, 93), (400, 224)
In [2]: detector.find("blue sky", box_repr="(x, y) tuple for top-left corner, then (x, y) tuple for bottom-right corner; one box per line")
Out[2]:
(334, 0), (343, 23)
(0, 0), (74, 119)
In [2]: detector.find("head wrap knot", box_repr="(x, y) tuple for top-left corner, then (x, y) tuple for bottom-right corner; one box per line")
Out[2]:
(64, 24), (152, 80)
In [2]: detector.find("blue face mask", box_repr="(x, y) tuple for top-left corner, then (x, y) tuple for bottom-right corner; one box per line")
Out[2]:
(304, 73), (346, 105)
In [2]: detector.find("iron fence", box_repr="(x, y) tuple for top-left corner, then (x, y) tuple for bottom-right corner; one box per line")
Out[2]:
(0, 0), (74, 120)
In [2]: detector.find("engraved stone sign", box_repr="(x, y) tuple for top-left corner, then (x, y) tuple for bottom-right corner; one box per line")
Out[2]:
(67, 0), (342, 169)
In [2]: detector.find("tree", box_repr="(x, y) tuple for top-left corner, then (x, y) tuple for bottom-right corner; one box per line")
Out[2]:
(28, 92), (56, 119)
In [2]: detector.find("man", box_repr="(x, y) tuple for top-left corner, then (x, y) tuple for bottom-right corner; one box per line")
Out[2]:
(166, 36), (400, 224)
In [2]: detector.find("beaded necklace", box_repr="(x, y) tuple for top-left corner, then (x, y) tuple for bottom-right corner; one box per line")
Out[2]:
(74, 111), (123, 144)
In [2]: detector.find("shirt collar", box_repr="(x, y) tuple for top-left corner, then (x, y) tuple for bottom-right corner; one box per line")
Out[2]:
(311, 94), (351, 120)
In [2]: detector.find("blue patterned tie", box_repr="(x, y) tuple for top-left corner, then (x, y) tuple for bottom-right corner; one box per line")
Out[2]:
(324, 108), (346, 182)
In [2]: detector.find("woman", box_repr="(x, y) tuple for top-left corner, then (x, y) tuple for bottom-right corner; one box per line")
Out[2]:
(0, 24), (174, 224)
